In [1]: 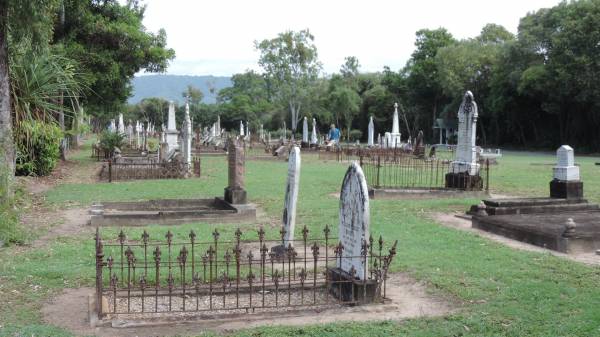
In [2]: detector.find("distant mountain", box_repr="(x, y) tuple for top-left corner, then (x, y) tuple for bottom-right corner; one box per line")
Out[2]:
(128, 75), (231, 104)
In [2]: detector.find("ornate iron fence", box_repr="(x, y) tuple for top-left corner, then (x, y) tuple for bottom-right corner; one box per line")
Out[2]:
(94, 226), (397, 318)
(362, 155), (489, 191)
(102, 161), (188, 182)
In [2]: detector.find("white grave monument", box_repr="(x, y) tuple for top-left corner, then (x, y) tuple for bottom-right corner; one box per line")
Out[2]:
(449, 91), (479, 176)
(240, 120), (245, 136)
(302, 116), (309, 143)
(553, 145), (579, 181)
(118, 113), (124, 134)
(165, 101), (179, 152)
(389, 103), (401, 148)
(311, 118), (318, 145)
(338, 162), (370, 280)
(368, 116), (374, 147)
(182, 99), (192, 167)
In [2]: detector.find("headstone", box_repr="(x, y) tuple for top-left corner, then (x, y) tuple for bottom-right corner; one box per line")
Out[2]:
(338, 162), (370, 280)
(302, 116), (309, 143)
(282, 122), (286, 142)
(224, 139), (247, 204)
(553, 145), (579, 181)
(216, 115), (221, 136)
(240, 121), (245, 136)
(413, 130), (425, 157)
(449, 91), (479, 175)
(368, 116), (374, 147)
(118, 113), (125, 134)
(311, 118), (318, 145)
(182, 99), (192, 168)
(165, 101), (179, 152)
(390, 103), (401, 148)
(377, 133), (381, 147)
(282, 146), (301, 247)
(550, 145), (583, 199)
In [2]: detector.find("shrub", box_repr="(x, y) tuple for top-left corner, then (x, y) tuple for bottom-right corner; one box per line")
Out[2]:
(15, 120), (63, 176)
(349, 129), (363, 142)
(98, 131), (126, 156)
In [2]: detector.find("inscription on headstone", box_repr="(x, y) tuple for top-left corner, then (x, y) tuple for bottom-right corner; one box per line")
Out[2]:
(338, 162), (370, 279)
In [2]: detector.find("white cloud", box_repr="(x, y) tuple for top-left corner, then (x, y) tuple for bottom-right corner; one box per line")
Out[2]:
(138, 0), (562, 76)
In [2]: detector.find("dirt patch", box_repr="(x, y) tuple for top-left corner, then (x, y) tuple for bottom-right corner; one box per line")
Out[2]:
(431, 212), (600, 266)
(42, 273), (457, 337)
(31, 208), (92, 248)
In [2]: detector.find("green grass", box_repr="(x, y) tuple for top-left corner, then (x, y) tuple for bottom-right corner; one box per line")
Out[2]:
(2, 145), (600, 336)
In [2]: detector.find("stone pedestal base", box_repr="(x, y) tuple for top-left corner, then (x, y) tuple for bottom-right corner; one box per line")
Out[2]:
(550, 179), (583, 199)
(327, 268), (380, 304)
(445, 172), (483, 190)
(224, 187), (247, 204)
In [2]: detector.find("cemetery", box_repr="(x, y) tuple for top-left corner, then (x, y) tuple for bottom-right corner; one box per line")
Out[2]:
(2, 1), (600, 336)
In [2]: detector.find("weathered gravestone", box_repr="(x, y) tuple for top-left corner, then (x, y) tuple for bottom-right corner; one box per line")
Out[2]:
(550, 145), (583, 199)
(446, 91), (482, 189)
(224, 139), (247, 204)
(328, 162), (380, 303)
(302, 116), (309, 147)
(165, 101), (179, 152)
(272, 146), (301, 256)
(311, 118), (318, 146)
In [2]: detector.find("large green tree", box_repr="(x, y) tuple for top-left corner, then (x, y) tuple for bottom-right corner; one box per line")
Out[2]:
(53, 0), (175, 125)
(255, 29), (321, 134)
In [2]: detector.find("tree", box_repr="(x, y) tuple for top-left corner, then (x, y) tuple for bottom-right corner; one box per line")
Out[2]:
(255, 29), (321, 134)
(327, 75), (361, 141)
(182, 85), (203, 105)
(53, 0), (175, 123)
(0, 0), (12, 203)
(404, 28), (456, 139)
(341, 56), (360, 79)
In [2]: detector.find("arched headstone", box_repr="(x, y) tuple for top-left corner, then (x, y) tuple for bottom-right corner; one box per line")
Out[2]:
(338, 162), (370, 279)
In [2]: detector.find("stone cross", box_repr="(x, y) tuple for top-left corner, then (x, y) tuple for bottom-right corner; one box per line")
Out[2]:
(450, 91), (480, 175)
(283, 146), (301, 247)
(553, 145), (579, 181)
(311, 118), (318, 144)
(302, 117), (309, 143)
(224, 139), (246, 204)
(338, 162), (370, 280)
(368, 116), (374, 147)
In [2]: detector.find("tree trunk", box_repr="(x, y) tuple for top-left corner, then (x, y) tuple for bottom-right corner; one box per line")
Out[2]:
(0, 1), (14, 204)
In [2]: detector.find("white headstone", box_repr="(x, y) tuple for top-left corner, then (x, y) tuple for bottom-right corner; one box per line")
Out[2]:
(118, 114), (124, 134)
(338, 162), (370, 280)
(240, 120), (245, 136)
(553, 145), (579, 181)
(182, 100), (192, 165)
(216, 115), (221, 136)
(368, 116), (374, 147)
(311, 118), (318, 144)
(390, 103), (401, 147)
(283, 146), (301, 247)
(302, 116), (309, 143)
(165, 101), (179, 152)
(450, 91), (480, 175)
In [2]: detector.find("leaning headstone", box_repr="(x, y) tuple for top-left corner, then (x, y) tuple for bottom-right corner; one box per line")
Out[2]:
(368, 116), (374, 147)
(224, 139), (247, 204)
(550, 145), (583, 199)
(338, 162), (370, 279)
(446, 91), (481, 189)
(273, 146), (301, 256)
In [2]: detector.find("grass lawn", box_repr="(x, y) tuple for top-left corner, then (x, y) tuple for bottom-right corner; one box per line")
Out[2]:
(1, 142), (600, 336)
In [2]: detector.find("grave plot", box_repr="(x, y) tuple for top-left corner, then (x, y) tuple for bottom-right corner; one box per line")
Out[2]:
(91, 225), (397, 326)
(469, 145), (600, 253)
(359, 92), (490, 199)
(89, 139), (257, 226)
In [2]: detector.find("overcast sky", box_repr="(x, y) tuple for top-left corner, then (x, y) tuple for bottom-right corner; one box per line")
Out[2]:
(138, 0), (563, 77)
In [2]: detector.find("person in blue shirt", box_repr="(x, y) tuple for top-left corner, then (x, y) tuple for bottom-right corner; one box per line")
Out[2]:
(327, 124), (341, 149)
